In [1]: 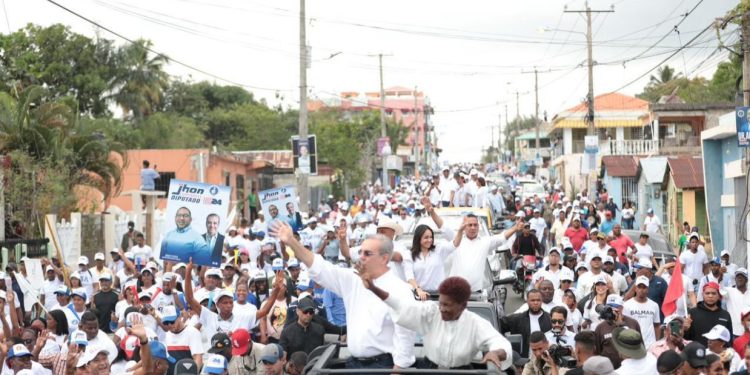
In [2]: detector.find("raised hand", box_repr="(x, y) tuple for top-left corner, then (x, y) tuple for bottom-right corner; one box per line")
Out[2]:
(354, 263), (373, 290)
(126, 314), (147, 341)
(269, 221), (294, 244)
(336, 225), (347, 241)
(420, 196), (432, 212)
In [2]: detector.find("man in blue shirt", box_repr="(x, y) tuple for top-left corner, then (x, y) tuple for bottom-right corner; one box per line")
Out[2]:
(161, 207), (214, 266)
(140, 160), (160, 190)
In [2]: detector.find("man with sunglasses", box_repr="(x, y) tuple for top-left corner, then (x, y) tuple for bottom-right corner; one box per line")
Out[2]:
(545, 306), (576, 349)
(278, 298), (325, 355)
(270, 221), (417, 370)
(161, 305), (203, 374)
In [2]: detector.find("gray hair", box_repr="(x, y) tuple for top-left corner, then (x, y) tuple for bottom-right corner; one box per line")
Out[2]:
(364, 234), (394, 258)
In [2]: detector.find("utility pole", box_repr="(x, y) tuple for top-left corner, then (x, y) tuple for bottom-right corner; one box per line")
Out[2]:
(565, 1), (613, 197)
(497, 114), (502, 163)
(522, 68), (552, 158)
(297, 0), (309, 212)
(515, 91), (520, 121)
(743, 10), (750, 107)
(378, 54), (389, 190)
(413, 86), (420, 178)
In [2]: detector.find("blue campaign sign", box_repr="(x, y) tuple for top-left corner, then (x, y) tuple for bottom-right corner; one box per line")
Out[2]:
(160, 179), (231, 267)
(736, 107), (750, 147)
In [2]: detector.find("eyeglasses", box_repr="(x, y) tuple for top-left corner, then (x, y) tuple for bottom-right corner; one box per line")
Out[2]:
(176, 214), (191, 218)
(550, 319), (565, 325)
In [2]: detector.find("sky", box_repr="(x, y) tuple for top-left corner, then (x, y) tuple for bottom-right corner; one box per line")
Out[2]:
(2, 0), (741, 163)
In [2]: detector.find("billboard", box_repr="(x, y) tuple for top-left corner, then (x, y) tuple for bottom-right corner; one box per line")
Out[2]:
(291, 135), (318, 175)
(160, 180), (231, 267)
(260, 185), (303, 234)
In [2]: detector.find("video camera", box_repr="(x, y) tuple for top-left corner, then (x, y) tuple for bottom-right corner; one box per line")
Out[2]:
(595, 304), (616, 322)
(547, 335), (576, 368)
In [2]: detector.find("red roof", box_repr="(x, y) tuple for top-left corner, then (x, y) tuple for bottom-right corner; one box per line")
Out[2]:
(564, 92), (649, 113)
(666, 156), (704, 189)
(601, 156), (639, 177)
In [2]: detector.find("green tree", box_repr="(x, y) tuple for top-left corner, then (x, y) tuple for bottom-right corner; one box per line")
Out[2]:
(109, 40), (170, 119)
(0, 87), (128, 220)
(649, 65), (680, 85)
(0, 24), (120, 115)
(136, 113), (207, 149)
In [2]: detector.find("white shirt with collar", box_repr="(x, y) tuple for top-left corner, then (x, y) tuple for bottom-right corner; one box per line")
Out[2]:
(574, 270), (612, 300)
(384, 293), (512, 370)
(307, 254), (416, 368)
(531, 265), (572, 290)
(616, 352), (658, 375)
(544, 329), (576, 348)
(721, 286), (750, 336)
(450, 233), (511, 291)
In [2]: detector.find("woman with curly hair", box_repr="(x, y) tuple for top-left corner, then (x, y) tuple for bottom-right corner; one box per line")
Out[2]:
(359, 273), (513, 371)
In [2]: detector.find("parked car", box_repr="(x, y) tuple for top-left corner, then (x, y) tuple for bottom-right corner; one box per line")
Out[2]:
(520, 182), (546, 202)
(621, 229), (674, 265)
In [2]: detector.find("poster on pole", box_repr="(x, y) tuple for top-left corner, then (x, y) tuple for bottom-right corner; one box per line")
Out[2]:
(160, 179), (231, 267)
(736, 107), (750, 147)
(377, 137), (392, 156)
(260, 185), (303, 234)
(292, 135), (318, 175)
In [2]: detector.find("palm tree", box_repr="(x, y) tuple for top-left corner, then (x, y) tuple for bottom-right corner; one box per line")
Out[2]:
(108, 40), (170, 120)
(649, 65), (680, 85)
(0, 86), (128, 206)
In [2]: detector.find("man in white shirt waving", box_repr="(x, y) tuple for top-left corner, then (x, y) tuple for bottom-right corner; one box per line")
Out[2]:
(451, 215), (522, 292)
(270, 221), (417, 370)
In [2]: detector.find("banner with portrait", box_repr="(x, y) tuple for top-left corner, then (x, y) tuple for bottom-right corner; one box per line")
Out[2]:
(259, 185), (303, 234)
(160, 179), (231, 267)
(291, 135), (318, 175)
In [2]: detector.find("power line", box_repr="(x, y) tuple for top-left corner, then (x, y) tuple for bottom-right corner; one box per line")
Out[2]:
(45, 0), (292, 93)
(1, 0), (10, 34)
(607, 22), (714, 93)
(622, 0), (704, 64)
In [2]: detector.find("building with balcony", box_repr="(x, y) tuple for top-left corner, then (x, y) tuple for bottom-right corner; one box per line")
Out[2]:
(513, 125), (551, 168)
(307, 87), (437, 179)
(549, 92), (734, 194)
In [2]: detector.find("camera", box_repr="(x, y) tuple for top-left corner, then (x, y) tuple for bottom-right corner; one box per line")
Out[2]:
(547, 343), (577, 368)
(595, 304), (616, 321)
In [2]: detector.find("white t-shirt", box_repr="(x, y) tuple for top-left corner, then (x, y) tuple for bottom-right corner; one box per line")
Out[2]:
(679, 249), (709, 282)
(566, 307), (583, 332)
(130, 245), (153, 264)
(529, 217), (547, 242)
(643, 215), (661, 233)
(623, 298), (661, 348)
(165, 325), (205, 357)
(62, 305), (87, 334)
(199, 306), (257, 338)
(634, 243), (653, 261)
(529, 311), (542, 333)
(42, 279), (63, 312)
(621, 208), (635, 220)
(77, 269), (96, 304)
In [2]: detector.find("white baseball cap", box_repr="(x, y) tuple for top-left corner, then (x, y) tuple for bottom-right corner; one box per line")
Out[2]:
(205, 268), (223, 278)
(635, 275), (650, 287)
(606, 294), (624, 308)
(703, 324), (731, 342)
(721, 250), (730, 257)
(78, 256), (89, 265)
(213, 290), (234, 304)
(76, 345), (109, 368)
(94, 253), (105, 261)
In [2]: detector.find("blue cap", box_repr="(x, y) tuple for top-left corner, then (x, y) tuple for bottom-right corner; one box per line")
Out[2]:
(54, 285), (71, 296)
(271, 258), (284, 271)
(160, 305), (178, 323)
(204, 354), (228, 374)
(149, 341), (176, 364)
(70, 330), (88, 346)
(255, 231), (265, 238)
(710, 257), (721, 264)
(8, 344), (31, 358)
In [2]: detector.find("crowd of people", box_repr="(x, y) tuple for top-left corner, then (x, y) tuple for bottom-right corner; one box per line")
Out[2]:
(0, 162), (744, 375)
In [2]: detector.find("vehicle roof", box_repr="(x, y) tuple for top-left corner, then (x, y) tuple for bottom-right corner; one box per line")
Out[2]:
(434, 207), (493, 224)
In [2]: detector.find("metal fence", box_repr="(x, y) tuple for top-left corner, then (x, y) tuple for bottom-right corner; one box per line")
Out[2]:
(0, 238), (49, 268)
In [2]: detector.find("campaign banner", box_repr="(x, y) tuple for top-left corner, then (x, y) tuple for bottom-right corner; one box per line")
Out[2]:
(736, 107), (750, 147)
(260, 185), (303, 234)
(160, 179), (231, 267)
(291, 135), (318, 175)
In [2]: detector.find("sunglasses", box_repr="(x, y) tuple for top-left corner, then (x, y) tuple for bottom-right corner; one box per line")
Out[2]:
(163, 320), (176, 326)
(358, 249), (377, 257)
(550, 319), (565, 325)
(301, 309), (315, 315)
(262, 360), (277, 366)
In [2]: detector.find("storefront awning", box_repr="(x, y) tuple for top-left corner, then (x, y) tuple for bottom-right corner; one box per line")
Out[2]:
(554, 119), (647, 129)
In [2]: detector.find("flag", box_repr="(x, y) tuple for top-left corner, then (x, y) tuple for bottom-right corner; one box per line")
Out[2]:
(662, 261), (685, 316)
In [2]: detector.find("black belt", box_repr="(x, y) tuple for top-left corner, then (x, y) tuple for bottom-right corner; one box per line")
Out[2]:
(353, 353), (393, 364)
(424, 357), (472, 370)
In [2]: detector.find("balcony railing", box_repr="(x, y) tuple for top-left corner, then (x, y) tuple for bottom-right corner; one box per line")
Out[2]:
(600, 139), (659, 156)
